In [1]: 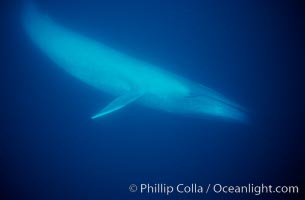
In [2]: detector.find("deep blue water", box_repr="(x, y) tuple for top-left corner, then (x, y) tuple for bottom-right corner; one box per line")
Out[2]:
(1, 0), (304, 199)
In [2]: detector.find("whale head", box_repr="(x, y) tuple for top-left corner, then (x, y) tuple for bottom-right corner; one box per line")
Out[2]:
(160, 81), (248, 122)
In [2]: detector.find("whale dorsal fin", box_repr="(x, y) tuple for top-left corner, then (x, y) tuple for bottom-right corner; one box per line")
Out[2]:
(91, 91), (143, 119)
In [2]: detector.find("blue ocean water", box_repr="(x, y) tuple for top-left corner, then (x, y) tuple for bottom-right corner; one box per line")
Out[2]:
(0, 0), (304, 199)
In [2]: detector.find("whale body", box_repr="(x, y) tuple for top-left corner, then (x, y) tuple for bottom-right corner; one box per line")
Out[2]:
(23, 4), (246, 121)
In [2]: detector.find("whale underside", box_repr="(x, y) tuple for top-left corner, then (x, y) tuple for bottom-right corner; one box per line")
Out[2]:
(22, 4), (247, 122)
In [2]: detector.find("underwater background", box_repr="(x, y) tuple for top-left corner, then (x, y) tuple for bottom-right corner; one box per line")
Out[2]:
(0, 0), (304, 199)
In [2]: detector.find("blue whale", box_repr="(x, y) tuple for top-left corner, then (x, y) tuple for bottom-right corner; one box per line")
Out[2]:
(23, 4), (247, 121)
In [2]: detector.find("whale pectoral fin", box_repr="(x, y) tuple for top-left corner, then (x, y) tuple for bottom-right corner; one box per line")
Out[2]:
(91, 91), (143, 119)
